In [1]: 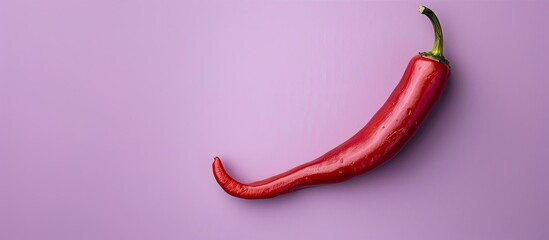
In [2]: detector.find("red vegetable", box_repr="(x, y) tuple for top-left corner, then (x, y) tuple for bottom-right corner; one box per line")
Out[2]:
(212, 6), (450, 199)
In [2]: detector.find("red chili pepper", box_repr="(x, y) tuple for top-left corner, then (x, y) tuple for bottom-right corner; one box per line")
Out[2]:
(212, 6), (450, 199)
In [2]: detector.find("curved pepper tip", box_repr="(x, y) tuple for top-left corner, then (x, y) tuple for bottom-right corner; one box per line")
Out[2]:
(212, 156), (226, 183)
(212, 157), (259, 199)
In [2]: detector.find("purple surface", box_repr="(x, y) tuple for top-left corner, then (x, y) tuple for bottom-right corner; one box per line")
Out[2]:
(2, 1), (549, 239)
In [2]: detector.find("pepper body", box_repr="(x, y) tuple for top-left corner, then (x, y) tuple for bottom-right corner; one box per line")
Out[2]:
(213, 56), (449, 199)
(213, 6), (451, 199)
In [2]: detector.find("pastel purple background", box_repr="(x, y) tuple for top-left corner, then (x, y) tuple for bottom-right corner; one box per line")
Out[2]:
(2, 1), (549, 239)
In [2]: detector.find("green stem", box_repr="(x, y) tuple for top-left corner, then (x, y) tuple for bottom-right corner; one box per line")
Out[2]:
(418, 6), (449, 66)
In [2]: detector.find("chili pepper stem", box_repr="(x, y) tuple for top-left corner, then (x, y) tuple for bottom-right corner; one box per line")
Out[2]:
(418, 5), (450, 66)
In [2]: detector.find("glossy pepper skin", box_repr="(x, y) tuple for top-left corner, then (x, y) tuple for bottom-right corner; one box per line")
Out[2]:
(213, 6), (450, 199)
